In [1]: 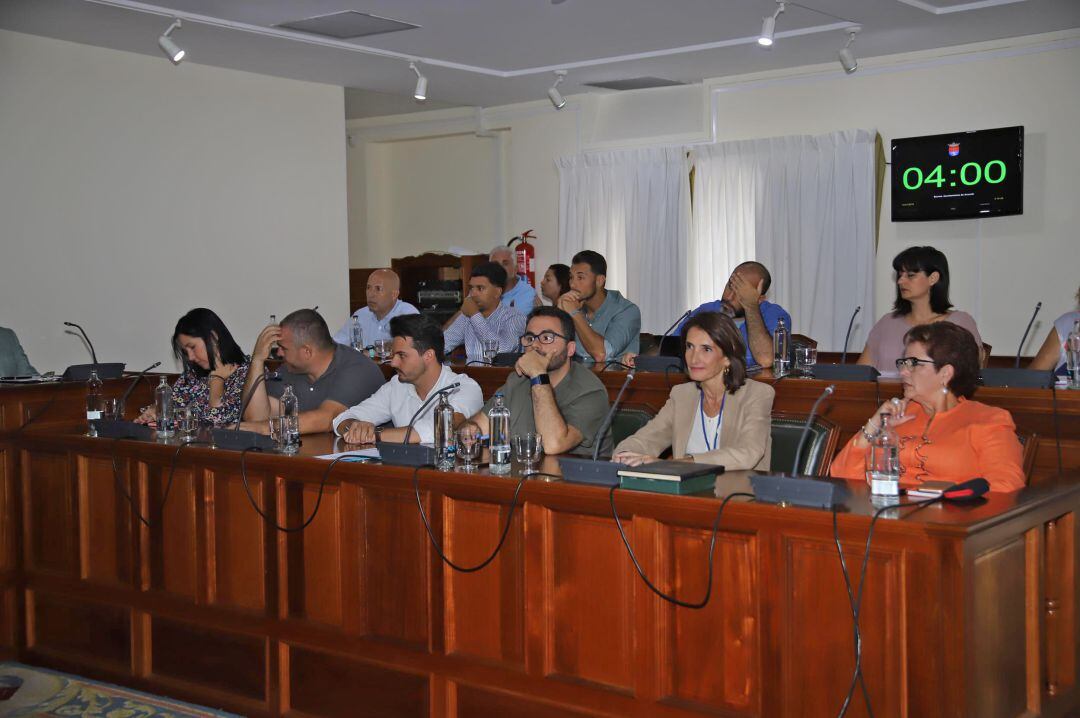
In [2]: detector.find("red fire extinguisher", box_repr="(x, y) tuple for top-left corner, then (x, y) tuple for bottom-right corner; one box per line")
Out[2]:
(508, 230), (537, 287)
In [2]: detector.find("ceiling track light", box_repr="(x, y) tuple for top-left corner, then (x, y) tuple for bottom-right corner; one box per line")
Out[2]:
(157, 18), (185, 64)
(838, 25), (861, 74)
(758, 1), (785, 47)
(547, 70), (567, 110)
(409, 62), (428, 101)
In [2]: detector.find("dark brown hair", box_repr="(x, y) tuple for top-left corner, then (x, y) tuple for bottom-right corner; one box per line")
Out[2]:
(903, 322), (980, 399)
(680, 311), (747, 394)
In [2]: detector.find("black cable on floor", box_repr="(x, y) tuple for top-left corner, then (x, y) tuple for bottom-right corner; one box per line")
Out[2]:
(609, 485), (754, 609)
(413, 464), (526, 573)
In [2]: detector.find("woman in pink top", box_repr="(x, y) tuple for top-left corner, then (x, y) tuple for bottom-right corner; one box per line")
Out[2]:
(857, 246), (982, 375)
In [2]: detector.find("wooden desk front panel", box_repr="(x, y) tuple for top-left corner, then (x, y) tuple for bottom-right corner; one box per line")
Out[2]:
(11, 434), (1080, 717)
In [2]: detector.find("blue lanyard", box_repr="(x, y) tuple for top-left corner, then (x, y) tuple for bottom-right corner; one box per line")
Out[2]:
(698, 389), (726, 453)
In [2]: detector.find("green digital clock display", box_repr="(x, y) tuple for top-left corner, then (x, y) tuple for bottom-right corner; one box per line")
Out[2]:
(891, 126), (1023, 221)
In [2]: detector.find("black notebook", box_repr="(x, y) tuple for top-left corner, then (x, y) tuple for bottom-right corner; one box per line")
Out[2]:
(617, 460), (724, 482)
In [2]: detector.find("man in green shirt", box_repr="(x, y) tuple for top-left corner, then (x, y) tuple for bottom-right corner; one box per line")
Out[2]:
(557, 250), (641, 365)
(469, 307), (612, 457)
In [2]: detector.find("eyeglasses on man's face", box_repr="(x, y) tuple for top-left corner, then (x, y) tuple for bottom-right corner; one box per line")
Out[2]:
(520, 330), (570, 347)
(895, 356), (936, 371)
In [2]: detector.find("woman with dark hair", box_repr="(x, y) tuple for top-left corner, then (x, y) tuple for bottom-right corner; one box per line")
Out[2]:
(833, 322), (1024, 492)
(540, 264), (571, 305)
(135, 308), (250, 427)
(857, 246), (982, 374)
(613, 311), (774, 470)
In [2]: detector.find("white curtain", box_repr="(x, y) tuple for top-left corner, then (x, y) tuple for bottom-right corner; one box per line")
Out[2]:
(556, 147), (691, 333)
(690, 130), (877, 351)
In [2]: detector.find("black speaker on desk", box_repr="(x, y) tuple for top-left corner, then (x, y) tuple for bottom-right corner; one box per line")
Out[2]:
(90, 419), (154, 440)
(810, 364), (880, 382)
(62, 363), (126, 381)
(980, 368), (1055, 389)
(633, 355), (685, 373)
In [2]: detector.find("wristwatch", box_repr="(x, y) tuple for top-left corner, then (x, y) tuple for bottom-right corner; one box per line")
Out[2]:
(530, 373), (551, 387)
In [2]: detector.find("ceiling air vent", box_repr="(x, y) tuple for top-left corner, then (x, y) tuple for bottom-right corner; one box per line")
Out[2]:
(275, 11), (420, 40)
(583, 77), (685, 91)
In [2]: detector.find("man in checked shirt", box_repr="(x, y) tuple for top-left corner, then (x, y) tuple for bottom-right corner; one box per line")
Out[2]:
(443, 262), (527, 364)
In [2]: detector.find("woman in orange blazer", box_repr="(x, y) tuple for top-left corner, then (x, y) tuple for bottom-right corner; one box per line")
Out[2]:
(831, 322), (1025, 493)
(614, 311), (774, 471)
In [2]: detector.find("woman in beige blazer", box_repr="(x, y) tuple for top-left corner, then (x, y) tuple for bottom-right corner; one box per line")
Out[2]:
(614, 311), (774, 470)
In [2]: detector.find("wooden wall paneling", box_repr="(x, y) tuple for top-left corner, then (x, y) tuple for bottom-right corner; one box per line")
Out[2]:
(452, 681), (608, 718)
(206, 467), (271, 613)
(145, 459), (202, 602)
(650, 517), (760, 714)
(77, 453), (135, 586)
(0, 443), (14, 657)
(441, 492), (525, 667)
(357, 485), (433, 650)
(284, 643), (431, 718)
(1043, 512), (1077, 706)
(25, 589), (131, 673)
(282, 477), (344, 628)
(782, 532), (904, 718)
(540, 505), (636, 693)
(970, 536), (1031, 717)
(21, 448), (79, 576)
(339, 480), (365, 637)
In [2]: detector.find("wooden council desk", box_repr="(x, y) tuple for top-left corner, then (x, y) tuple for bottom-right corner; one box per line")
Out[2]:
(2, 424), (1079, 717)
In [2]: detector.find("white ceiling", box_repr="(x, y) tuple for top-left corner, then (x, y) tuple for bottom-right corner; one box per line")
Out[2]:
(2, 0), (1078, 119)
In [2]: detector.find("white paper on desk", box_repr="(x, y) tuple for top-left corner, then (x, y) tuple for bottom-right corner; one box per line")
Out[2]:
(316, 448), (381, 460)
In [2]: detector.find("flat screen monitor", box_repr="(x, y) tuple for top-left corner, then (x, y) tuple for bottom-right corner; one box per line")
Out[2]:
(891, 126), (1023, 221)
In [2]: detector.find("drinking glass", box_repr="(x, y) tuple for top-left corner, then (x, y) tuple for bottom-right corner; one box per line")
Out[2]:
(374, 339), (392, 363)
(457, 422), (482, 471)
(513, 433), (543, 471)
(481, 339), (499, 365)
(173, 405), (197, 442)
(102, 397), (124, 420)
(270, 415), (300, 454)
(795, 346), (818, 376)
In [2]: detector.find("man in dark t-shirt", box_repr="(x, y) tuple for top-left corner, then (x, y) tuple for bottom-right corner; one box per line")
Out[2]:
(471, 307), (611, 457)
(242, 309), (384, 435)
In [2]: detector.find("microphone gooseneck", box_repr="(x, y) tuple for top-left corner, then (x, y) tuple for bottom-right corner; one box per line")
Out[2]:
(791, 384), (836, 475)
(1015, 301), (1042, 368)
(592, 371), (635, 461)
(234, 368), (279, 431)
(64, 321), (99, 364)
(120, 361), (162, 407)
(840, 306), (861, 364)
(402, 382), (461, 445)
(656, 309), (692, 356)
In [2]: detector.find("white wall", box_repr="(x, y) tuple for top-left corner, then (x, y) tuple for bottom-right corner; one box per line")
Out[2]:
(346, 30), (1080, 355)
(0, 29), (349, 374)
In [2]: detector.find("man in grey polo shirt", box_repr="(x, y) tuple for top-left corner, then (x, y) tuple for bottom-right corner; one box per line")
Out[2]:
(242, 309), (385, 435)
(468, 306), (611, 457)
(557, 250), (641, 365)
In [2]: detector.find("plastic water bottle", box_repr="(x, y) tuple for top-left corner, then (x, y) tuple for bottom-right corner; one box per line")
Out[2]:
(85, 369), (103, 436)
(773, 317), (791, 377)
(433, 392), (456, 470)
(280, 385), (300, 451)
(350, 316), (365, 352)
(1067, 319), (1080, 390)
(488, 393), (511, 475)
(866, 413), (901, 497)
(154, 375), (174, 438)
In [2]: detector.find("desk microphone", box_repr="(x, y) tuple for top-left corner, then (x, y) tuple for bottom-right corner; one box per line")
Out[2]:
(1015, 302), (1042, 368)
(941, 478), (990, 503)
(840, 306), (861, 364)
(558, 371), (635, 485)
(63, 321), (99, 363)
(401, 382), (461, 445)
(592, 370), (635, 460)
(656, 309), (691, 356)
(211, 368), (279, 451)
(120, 361), (162, 408)
(62, 321), (125, 380)
(790, 385), (836, 474)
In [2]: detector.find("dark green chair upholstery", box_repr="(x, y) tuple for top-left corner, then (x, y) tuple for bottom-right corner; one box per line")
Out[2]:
(611, 406), (655, 449)
(769, 412), (840, 477)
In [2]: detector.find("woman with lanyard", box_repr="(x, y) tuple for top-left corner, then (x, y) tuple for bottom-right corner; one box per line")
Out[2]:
(613, 311), (775, 470)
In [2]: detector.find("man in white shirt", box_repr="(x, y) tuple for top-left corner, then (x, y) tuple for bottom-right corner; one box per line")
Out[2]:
(333, 314), (483, 444)
(490, 245), (540, 315)
(332, 268), (419, 347)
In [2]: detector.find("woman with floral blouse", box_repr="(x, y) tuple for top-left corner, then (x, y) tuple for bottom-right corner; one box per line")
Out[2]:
(136, 308), (250, 427)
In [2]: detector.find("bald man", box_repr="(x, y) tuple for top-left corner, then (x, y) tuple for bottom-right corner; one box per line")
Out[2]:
(333, 268), (419, 347)
(677, 261), (792, 369)
(490, 245), (541, 315)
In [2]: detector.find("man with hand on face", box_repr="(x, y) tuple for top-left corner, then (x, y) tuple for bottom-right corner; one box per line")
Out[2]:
(678, 261), (791, 369)
(242, 309), (384, 435)
(331, 314), (483, 444)
(557, 250), (640, 365)
(443, 262), (527, 364)
(332, 268), (418, 346)
(467, 307), (612, 456)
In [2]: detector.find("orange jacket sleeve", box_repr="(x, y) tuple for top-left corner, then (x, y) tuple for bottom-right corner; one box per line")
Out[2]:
(970, 405), (1026, 493)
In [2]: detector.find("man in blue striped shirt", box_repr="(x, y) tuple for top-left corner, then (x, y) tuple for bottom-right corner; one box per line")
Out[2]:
(444, 262), (527, 364)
